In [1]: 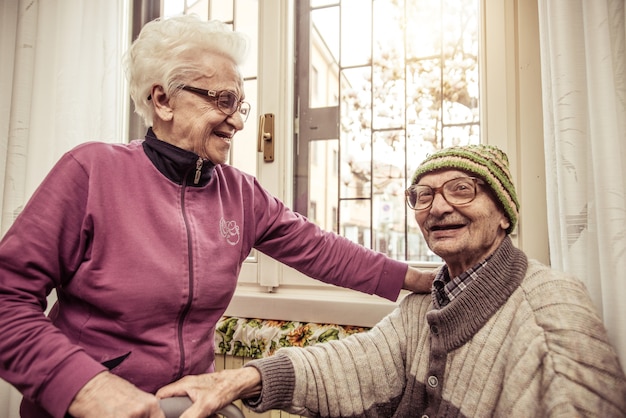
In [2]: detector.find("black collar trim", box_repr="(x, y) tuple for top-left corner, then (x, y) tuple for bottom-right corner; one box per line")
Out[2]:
(142, 128), (215, 186)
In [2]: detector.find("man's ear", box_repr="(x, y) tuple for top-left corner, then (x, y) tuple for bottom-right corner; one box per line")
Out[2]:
(499, 216), (510, 231)
(151, 85), (174, 122)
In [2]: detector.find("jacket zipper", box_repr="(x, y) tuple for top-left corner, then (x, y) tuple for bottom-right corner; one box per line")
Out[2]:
(194, 157), (203, 185)
(176, 157), (203, 378)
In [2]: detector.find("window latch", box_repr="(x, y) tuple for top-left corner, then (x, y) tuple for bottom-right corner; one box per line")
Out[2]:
(257, 113), (275, 162)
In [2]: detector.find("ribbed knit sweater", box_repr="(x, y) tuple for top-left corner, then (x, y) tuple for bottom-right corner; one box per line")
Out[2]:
(245, 238), (626, 417)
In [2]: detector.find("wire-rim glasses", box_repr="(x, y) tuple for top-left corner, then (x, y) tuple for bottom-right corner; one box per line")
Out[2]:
(405, 177), (485, 211)
(180, 85), (251, 122)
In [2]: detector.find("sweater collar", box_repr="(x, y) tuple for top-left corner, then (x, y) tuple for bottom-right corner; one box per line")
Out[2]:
(426, 236), (528, 351)
(142, 128), (216, 186)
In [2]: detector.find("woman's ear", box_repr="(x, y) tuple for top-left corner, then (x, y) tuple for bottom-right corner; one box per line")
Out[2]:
(151, 85), (174, 122)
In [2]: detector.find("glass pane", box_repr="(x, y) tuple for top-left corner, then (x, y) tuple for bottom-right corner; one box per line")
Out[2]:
(340, 199), (371, 249)
(210, 0), (234, 21)
(311, 6), (340, 64)
(311, 0), (339, 7)
(235, 0), (259, 79)
(440, 0), (479, 137)
(441, 124), (479, 148)
(373, 193), (401, 257)
(310, 6), (340, 109)
(187, 0), (209, 18)
(309, 44), (339, 107)
(372, 130), (404, 197)
(371, 129), (405, 257)
(372, 0), (405, 130)
(406, 57), (443, 149)
(339, 136), (371, 199)
(406, 220), (441, 262)
(405, 0), (444, 59)
(230, 79), (257, 175)
(406, 125), (437, 181)
(163, 0), (184, 17)
(341, 0), (372, 67)
(372, 0), (404, 58)
(340, 67), (372, 199)
(308, 140), (339, 233)
(372, 65), (405, 130)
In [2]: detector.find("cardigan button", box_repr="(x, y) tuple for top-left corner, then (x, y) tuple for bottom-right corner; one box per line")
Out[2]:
(427, 375), (439, 387)
(430, 325), (439, 335)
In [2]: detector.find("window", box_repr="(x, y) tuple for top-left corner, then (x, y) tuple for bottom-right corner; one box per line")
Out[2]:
(295, 0), (480, 264)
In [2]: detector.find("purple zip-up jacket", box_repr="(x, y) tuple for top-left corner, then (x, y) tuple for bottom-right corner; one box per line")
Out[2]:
(0, 132), (407, 418)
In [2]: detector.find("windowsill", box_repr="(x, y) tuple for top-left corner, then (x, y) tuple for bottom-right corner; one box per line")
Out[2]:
(224, 283), (407, 328)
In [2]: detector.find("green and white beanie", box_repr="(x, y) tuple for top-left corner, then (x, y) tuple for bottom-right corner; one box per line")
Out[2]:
(410, 144), (520, 234)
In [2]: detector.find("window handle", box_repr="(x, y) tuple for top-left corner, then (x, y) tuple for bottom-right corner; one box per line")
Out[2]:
(257, 113), (275, 162)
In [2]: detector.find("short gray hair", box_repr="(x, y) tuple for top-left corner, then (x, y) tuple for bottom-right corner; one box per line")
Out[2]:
(123, 15), (250, 127)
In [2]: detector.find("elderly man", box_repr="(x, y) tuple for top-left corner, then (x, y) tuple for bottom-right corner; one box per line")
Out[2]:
(157, 144), (626, 417)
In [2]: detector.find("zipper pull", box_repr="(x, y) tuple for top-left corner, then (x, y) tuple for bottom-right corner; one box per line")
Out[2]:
(194, 157), (203, 184)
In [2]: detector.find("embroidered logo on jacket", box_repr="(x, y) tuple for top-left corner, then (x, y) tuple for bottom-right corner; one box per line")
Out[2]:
(220, 217), (240, 245)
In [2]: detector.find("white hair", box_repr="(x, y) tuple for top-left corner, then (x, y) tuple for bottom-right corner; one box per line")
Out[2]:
(123, 15), (250, 127)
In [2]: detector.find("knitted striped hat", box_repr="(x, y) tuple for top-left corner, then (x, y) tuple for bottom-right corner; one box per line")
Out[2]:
(411, 144), (519, 234)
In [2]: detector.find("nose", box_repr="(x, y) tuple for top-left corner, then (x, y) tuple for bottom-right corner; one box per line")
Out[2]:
(428, 191), (454, 216)
(226, 111), (245, 131)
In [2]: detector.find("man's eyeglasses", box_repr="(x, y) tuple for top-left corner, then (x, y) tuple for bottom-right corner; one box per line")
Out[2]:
(405, 177), (485, 211)
(180, 85), (251, 122)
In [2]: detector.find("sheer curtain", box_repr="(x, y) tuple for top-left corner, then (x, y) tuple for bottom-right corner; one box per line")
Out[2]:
(0, 0), (130, 235)
(538, 0), (626, 371)
(0, 0), (130, 416)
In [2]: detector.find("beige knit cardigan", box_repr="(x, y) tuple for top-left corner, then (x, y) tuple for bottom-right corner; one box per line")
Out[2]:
(245, 238), (626, 417)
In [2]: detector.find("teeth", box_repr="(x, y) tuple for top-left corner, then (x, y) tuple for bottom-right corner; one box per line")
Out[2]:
(432, 224), (462, 231)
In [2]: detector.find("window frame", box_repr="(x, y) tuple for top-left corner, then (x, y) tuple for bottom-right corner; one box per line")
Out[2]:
(227, 0), (548, 327)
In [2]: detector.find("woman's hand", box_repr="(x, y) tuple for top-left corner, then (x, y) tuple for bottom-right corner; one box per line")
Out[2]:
(155, 368), (262, 418)
(68, 371), (165, 418)
(403, 266), (436, 293)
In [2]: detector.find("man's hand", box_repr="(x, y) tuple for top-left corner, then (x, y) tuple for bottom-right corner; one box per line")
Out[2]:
(68, 371), (164, 418)
(155, 368), (262, 418)
(403, 266), (436, 293)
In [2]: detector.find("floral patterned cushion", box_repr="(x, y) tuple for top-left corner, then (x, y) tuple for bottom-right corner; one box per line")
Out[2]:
(215, 316), (371, 359)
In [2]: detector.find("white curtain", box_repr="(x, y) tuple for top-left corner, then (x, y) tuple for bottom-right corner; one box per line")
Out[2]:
(0, 0), (130, 235)
(538, 0), (626, 372)
(0, 0), (130, 416)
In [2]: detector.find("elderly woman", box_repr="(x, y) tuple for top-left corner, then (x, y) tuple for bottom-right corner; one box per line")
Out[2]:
(159, 145), (626, 417)
(0, 16), (432, 418)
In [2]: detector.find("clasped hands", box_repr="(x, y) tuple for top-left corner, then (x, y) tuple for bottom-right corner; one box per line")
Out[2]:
(68, 368), (260, 418)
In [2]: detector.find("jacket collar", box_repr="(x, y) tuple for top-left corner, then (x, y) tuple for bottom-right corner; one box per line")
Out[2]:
(142, 128), (215, 186)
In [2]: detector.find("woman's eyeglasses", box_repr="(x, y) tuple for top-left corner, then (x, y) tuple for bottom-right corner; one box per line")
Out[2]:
(405, 177), (484, 211)
(180, 85), (251, 122)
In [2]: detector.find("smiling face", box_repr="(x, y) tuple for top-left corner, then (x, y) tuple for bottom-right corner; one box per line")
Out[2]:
(414, 169), (510, 277)
(150, 52), (246, 164)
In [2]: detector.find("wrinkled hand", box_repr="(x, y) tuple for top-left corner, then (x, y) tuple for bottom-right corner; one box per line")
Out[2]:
(156, 368), (262, 418)
(403, 266), (436, 293)
(68, 371), (164, 418)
